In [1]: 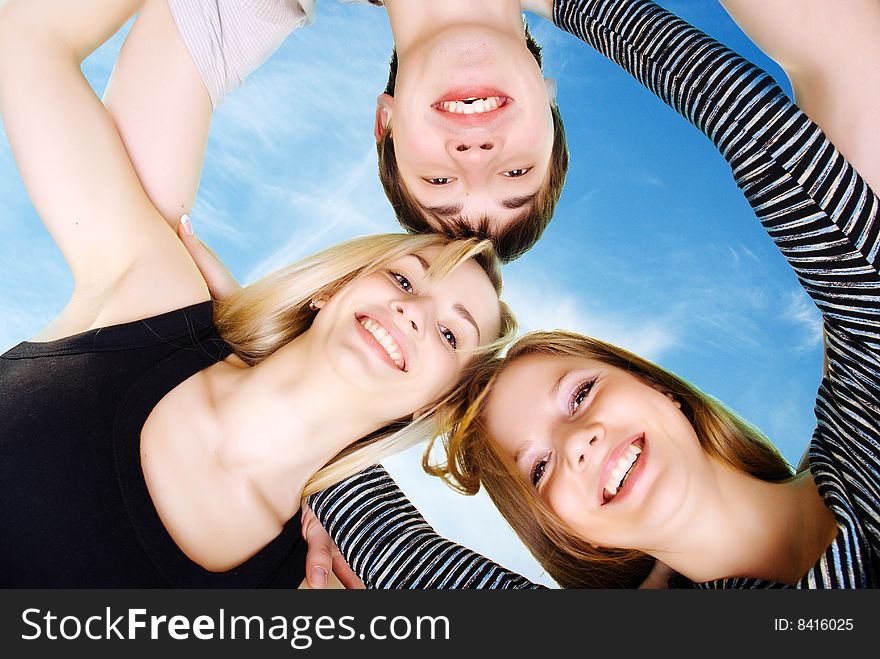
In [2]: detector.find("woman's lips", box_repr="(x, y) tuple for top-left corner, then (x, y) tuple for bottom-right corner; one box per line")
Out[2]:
(354, 314), (407, 371)
(598, 434), (646, 506)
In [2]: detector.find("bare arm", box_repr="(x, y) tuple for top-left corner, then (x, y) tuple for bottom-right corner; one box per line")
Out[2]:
(103, 0), (312, 230)
(102, 0), (212, 228)
(0, 0), (208, 338)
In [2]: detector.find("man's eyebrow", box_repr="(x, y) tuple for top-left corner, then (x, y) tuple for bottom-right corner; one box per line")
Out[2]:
(500, 192), (538, 210)
(455, 303), (481, 343)
(424, 203), (464, 217)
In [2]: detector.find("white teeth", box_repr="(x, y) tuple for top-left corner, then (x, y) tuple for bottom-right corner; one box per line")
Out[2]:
(438, 96), (504, 115)
(603, 444), (642, 501)
(360, 318), (404, 369)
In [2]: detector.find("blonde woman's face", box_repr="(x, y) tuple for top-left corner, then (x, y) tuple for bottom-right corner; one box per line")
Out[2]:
(312, 245), (502, 422)
(485, 353), (712, 552)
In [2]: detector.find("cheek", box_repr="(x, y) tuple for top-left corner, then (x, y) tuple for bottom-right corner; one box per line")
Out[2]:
(544, 477), (587, 531)
(426, 359), (459, 397)
(395, 125), (442, 166)
(403, 355), (458, 408)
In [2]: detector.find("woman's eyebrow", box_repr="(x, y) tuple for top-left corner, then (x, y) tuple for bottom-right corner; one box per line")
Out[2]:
(412, 254), (430, 270)
(551, 371), (569, 401)
(454, 303), (480, 343)
(409, 254), (480, 341)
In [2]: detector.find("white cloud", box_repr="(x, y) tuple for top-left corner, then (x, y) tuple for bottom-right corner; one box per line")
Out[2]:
(781, 289), (823, 351)
(502, 267), (680, 361)
(243, 146), (396, 282)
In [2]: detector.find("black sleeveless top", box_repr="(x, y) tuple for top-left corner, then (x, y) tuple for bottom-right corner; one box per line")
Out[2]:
(0, 302), (307, 587)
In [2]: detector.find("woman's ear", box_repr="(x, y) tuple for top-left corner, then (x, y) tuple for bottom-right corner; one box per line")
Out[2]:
(374, 93), (394, 141)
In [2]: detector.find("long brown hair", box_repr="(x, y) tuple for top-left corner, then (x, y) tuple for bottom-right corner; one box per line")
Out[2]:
(427, 331), (793, 587)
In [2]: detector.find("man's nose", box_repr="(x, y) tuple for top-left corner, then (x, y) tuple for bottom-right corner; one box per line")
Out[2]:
(454, 142), (495, 152)
(447, 139), (497, 160)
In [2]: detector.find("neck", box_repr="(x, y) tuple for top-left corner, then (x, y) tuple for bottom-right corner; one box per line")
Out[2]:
(204, 337), (386, 518)
(384, 0), (525, 56)
(652, 465), (837, 585)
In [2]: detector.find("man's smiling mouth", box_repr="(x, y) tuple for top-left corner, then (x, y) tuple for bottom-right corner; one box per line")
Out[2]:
(434, 96), (507, 115)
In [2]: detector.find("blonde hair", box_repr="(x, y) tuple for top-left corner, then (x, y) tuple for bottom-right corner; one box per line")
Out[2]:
(429, 330), (792, 588)
(212, 233), (517, 498)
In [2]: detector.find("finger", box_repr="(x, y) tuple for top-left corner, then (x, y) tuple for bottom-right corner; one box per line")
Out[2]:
(176, 214), (241, 300)
(301, 504), (333, 589)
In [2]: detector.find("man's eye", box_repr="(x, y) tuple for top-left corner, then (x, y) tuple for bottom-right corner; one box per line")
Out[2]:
(425, 177), (454, 185)
(503, 168), (531, 178)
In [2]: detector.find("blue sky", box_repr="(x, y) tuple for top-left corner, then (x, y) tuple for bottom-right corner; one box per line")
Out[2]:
(0, 1), (823, 586)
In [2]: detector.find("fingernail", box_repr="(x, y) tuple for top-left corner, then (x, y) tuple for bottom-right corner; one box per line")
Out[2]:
(311, 567), (328, 588)
(180, 214), (193, 235)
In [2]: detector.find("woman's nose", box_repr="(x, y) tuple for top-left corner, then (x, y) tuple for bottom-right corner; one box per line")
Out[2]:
(391, 298), (427, 336)
(561, 425), (601, 472)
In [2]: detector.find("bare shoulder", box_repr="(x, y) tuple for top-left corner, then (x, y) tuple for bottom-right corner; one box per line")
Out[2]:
(141, 369), (291, 572)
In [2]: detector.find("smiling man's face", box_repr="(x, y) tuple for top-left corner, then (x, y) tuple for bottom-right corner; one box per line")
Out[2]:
(375, 22), (559, 252)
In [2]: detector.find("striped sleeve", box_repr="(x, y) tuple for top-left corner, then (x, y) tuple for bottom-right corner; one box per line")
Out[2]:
(308, 466), (543, 589)
(554, 0), (880, 586)
(553, 0), (880, 355)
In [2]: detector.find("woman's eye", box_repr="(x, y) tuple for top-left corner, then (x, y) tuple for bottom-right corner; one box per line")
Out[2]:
(531, 456), (549, 487)
(425, 177), (454, 185)
(503, 168), (530, 178)
(439, 325), (458, 349)
(392, 272), (414, 293)
(569, 378), (597, 415)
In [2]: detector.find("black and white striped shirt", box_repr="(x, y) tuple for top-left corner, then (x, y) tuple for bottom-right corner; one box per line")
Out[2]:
(310, 0), (880, 589)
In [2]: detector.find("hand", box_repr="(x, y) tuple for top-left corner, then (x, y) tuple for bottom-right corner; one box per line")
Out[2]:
(521, 0), (553, 20)
(177, 214), (242, 300)
(301, 503), (366, 590)
(638, 560), (679, 589)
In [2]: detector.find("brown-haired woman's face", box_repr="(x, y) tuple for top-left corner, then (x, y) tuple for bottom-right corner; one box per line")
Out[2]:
(484, 353), (713, 551)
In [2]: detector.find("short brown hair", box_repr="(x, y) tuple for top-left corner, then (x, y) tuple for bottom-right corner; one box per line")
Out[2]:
(377, 22), (569, 263)
(426, 331), (793, 587)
